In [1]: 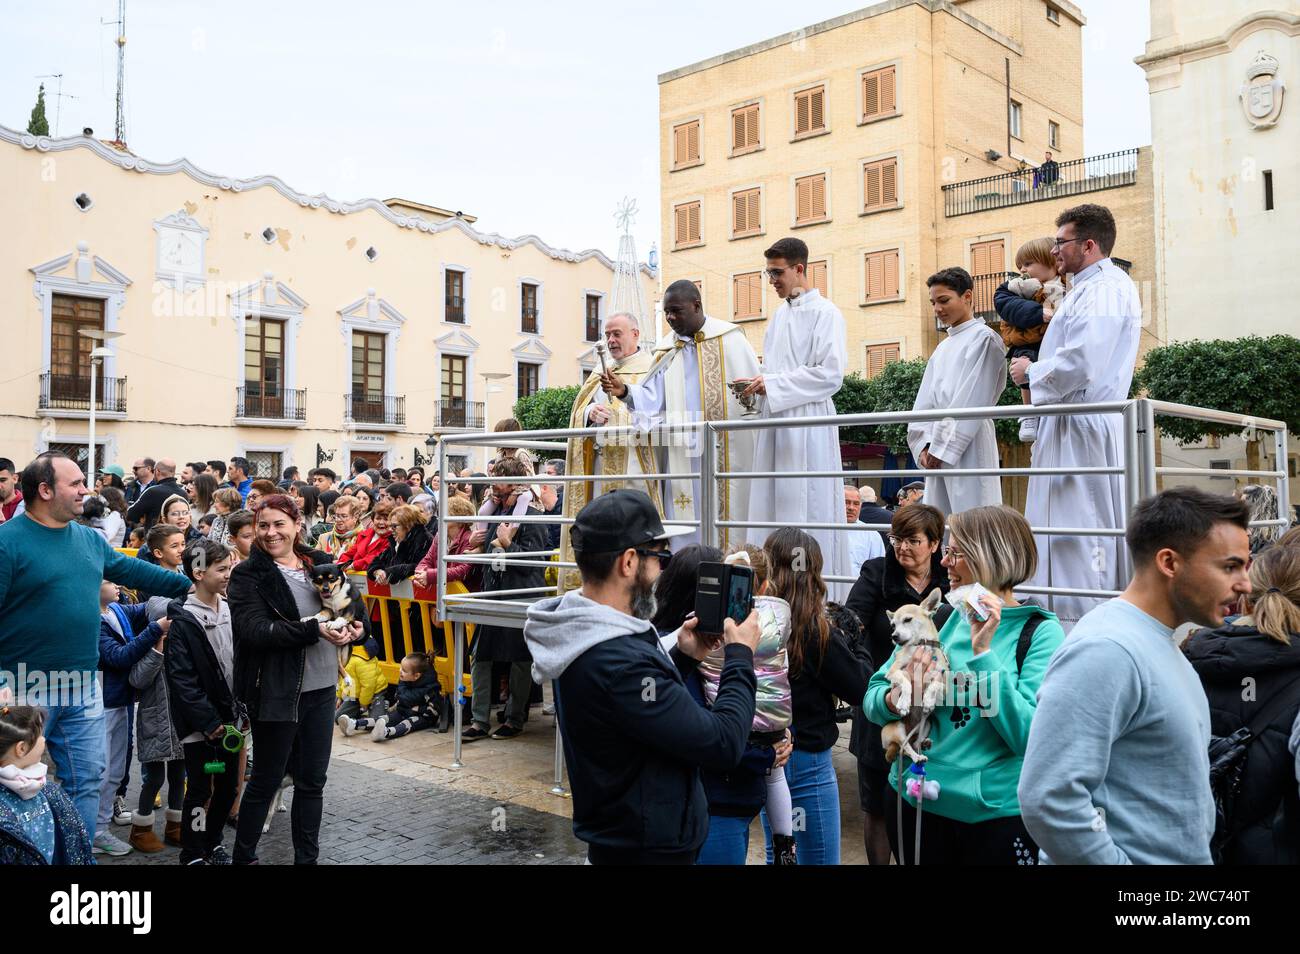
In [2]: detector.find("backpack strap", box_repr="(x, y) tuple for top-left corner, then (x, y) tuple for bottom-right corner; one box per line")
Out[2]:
(1015, 610), (1049, 676)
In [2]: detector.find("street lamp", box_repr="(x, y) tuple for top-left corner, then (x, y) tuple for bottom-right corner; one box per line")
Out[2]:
(78, 329), (123, 487)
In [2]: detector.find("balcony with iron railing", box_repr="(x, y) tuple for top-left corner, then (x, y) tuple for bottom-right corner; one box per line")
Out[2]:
(521, 306), (539, 334)
(346, 392), (406, 428)
(445, 298), (465, 323)
(236, 385), (307, 425)
(435, 399), (485, 430)
(942, 148), (1139, 217)
(38, 372), (128, 415)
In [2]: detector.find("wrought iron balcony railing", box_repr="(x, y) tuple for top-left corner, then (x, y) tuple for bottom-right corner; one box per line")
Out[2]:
(942, 148), (1139, 217)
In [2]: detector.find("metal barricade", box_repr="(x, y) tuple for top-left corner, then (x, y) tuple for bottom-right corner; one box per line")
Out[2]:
(435, 398), (1291, 784)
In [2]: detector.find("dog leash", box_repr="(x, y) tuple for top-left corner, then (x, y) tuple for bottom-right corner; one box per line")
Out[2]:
(895, 720), (929, 865)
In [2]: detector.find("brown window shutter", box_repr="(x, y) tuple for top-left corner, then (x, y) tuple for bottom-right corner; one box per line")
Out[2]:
(732, 192), (747, 234)
(749, 272), (762, 316)
(673, 125), (686, 166)
(865, 162), (882, 210)
(812, 174), (826, 219)
(865, 252), (881, 299)
(746, 106), (759, 148)
(674, 205), (688, 245)
(687, 121), (699, 162)
(809, 260), (827, 296)
(883, 249), (900, 298)
(687, 202), (700, 243)
(795, 91), (810, 135)
(795, 177), (811, 222)
(881, 158), (898, 206)
(732, 110), (746, 151)
(733, 275), (746, 318)
(863, 72), (879, 119)
(810, 87), (825, 130)
(867, 346), (883, 378)
(747, 190), (761, 232)
(880, 67), (896, 114)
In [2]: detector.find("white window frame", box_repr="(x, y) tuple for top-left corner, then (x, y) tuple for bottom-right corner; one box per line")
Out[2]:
(30, 243), (130, 389)
(671, 195), (705, 250)
(669, 114), (705, 171)
(729, 268), (767, 323)
(339, 291), (408, 429)
(790, 168), (832, 228)
(230, 273), (307, 425)
(727, 182), (766, 241)
(39, 432), (116, 470)
(1009, 100), (1023, 141)
(441, 262), (471, 326)
(235, 443), (292, 480)
(789, 79), (831, 142)
(1048, 120), (1060, 150)
(518, 278), (544, 337)
(727, 97), (765, 158)
(806, 256), (833, 299)
(857, 60), (902, 126)
(511, 338), (552, 399)
(859, 243), (907, 307)
(582, 288), (606, 343)
(859, 151), (905, 216)
(963, 232), (1013, 277)
(433, 328), (481, 431)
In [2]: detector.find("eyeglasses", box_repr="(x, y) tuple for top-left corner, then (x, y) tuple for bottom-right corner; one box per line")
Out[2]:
(764, 267), (790, 280)
(942, 546), (966, 561)
(634, 547), (672, 567)
(887, 535), (930, 550)
(1050, 236), (1086, 251)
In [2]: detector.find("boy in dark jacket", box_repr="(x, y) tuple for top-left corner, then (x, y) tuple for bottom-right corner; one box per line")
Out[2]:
(166, 538), (244, 865)
(337, 652), (444, 741)
(96, 581), (167, 855)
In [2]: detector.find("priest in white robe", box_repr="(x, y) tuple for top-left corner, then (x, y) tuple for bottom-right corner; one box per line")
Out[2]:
(600, 280), (760, 551)
(908, 267), (1008, 517)
(1012, 209), (1141, 630)
(741, 238), (850, 595)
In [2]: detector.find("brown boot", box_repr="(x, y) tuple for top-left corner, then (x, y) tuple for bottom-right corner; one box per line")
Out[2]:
(164, 808), (183, 847)
(128, 812), (166, 853)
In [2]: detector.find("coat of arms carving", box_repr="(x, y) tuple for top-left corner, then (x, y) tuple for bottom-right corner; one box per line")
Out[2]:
(1240, 50), (1284, 129)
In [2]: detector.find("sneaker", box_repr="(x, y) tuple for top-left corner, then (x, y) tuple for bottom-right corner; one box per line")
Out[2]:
(111, 796), (133, 826)
(491, 723), (523, 740)
(92, 831), (133, 856)
(369, 716), (388, 742)
(186, 857), (208, 866)
(1018, 418), (1038, 443)
(495, 708), (507, 725)
(542, 702), (556, 716)
(336, 714), (357, 736)
(461, 724), (491, 743)
(205, 845), (233, 866)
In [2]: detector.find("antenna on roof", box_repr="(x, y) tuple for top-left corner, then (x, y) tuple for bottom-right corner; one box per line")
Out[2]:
(100, 0), (128, 146)
(34, 74), (79, 137)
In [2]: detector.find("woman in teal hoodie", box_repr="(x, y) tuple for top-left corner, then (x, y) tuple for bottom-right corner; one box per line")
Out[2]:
(864, 505), (1065, 864)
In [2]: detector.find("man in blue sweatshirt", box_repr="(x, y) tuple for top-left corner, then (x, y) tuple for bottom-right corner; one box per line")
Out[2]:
(524, 490), (760, 865)
(0, 452), (193, 835)
(1019, 488), (1251, 864)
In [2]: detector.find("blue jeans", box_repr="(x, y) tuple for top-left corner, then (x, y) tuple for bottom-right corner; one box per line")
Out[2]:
(697, 814), (753, 865)
(43, 679), (106, 838)
(761, 746), (841, 865)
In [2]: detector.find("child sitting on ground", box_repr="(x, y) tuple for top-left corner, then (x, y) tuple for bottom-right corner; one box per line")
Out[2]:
(993, 236), (1066, 444)
(0, 706), (95, 865)
(698, 545), (797, 865)
(336, 638), (389, 724)
(336, 652), (445, 741)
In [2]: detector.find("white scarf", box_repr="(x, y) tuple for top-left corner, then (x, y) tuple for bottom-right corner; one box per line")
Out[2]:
(0, 762), (48, 800)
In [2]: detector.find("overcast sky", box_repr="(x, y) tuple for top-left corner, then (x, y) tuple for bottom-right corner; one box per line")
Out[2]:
(2, 0), (1152, 262)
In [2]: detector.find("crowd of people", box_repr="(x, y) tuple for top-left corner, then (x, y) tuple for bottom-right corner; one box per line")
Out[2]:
(0, 197), (1297, 867)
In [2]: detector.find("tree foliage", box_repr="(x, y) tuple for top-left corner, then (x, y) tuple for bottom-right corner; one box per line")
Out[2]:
(1133, 335), (1300, 445)
(513, 385), (582, 433)
(27, 84), (49, 137)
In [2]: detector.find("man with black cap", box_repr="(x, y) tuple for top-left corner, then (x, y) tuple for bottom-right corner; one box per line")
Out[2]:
(897, 481), (925, 507)
(524, 489), (761, 865)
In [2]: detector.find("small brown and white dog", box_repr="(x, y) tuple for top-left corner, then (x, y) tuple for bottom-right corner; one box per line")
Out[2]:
(880, 588), (950, 765)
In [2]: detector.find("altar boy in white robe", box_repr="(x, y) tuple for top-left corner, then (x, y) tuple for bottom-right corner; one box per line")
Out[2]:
(599, 280), (760, 552)
(1011, 204), (1140, 630)
(740, 238), (851, 595)
(908, 267), (1008, 517)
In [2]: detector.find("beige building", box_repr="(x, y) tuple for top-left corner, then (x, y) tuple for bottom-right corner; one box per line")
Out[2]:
(1137, 1), (1299, 506)
(0, 125), (656, 478)
(658, 0), (1157, 376)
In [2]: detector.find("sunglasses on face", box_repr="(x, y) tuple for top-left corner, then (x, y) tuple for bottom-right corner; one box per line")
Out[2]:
(634, 547), (672, 567)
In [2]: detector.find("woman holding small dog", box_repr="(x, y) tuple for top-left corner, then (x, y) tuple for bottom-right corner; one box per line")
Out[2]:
(864, 505), (1065, 864)
(227, 494), (367, 864)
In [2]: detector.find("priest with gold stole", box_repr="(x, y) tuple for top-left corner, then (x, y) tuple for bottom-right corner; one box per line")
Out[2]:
(598, 280), (760, 553)
(559, 313), (659, 589)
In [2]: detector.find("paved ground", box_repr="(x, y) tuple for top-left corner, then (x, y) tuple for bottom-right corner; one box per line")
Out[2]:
(99, 692), (868, 866)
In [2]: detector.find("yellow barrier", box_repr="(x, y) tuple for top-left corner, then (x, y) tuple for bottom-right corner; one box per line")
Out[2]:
(351, 574), (474, 699)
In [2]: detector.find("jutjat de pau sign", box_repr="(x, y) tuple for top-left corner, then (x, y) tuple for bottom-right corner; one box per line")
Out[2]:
(1240, 50), (1285, 130)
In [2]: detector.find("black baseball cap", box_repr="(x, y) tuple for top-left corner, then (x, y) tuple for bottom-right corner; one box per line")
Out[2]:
(570, 489), (692, 553)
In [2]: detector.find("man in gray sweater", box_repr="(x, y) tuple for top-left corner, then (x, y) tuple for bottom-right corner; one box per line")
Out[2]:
(1019, 488), (1251, 864)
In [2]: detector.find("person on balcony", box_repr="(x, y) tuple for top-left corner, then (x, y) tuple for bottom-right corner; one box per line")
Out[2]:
(1033, 151), (1060, 188)
(908, 267), (1007, 518)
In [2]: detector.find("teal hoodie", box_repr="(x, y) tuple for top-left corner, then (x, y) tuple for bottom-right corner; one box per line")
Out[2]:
(864, 602), (1065, 823)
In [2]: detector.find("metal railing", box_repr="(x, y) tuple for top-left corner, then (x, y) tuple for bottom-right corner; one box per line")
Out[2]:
(942, 148), (1139, 217)
(521, 306), (539, 333)
(973, 271), (1014, 323)
(445, 300), (465, 323)
(435, 399), (485, 430)
(429, 398), (1290, 777)
(39, 372), (127, 412)
(345, 392), (406, 426)
(235, 385), (306, 421)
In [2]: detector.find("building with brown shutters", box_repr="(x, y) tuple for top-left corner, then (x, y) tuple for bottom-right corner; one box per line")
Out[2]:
(659, 0), (1157, 382)
(0, 127), (655, 477)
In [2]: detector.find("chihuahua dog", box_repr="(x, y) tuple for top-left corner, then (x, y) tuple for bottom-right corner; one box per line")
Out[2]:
(880, 588), (950, 765)
(304, 563), (367, 633)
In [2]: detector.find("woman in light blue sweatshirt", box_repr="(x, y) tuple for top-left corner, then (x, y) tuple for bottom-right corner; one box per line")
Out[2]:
(865, 505), (1064, 864)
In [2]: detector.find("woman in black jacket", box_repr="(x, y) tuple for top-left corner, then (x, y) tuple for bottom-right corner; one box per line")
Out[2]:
(227, 495), (366, 864)
(844, 504), (950, 865)
(165, 538), (244, 865)
(762, 528), (872, 866)
(1185, 545), (1300, 865)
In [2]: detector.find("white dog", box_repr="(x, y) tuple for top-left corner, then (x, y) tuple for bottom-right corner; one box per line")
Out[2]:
(880, 588), (950, 765)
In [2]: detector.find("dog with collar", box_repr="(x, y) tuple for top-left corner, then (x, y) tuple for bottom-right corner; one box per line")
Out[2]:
(881, 588), (950, 765)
